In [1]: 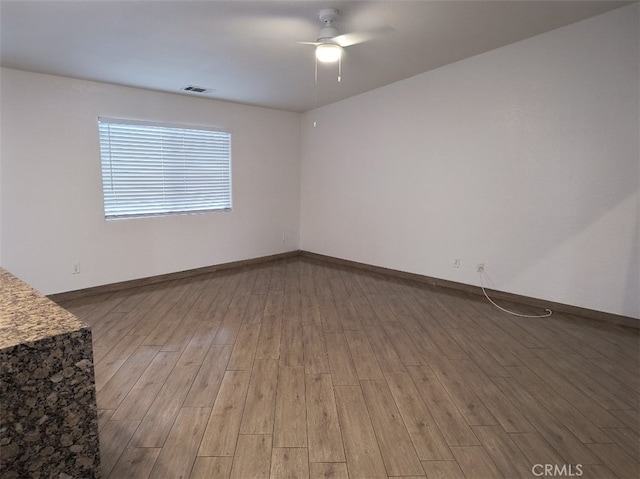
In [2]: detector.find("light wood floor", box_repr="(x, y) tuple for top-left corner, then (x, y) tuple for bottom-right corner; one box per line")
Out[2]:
(58, 257), (640, 479)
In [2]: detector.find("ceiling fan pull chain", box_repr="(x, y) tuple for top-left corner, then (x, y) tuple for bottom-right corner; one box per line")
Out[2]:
(313, 56), (318, 127)
(338, 56), (342, 83)
(314, 56), (318, 106)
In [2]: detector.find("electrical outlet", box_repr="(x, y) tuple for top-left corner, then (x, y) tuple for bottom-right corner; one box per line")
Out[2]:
(282, 233), (288, 243)
(453, 258), (461, 268)
(477, 263), (485, 273)
(72, 262), (81, 274)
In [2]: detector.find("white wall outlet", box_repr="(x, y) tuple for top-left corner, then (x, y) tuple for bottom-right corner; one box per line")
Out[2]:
(72, 261), (81, 274)
(453, 258), (461, 268)
(282, 233), (288, 243)
(477, 263), (485, 273)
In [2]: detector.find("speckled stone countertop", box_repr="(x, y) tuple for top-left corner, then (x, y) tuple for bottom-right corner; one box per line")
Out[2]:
(1, 267), (101, 478)
(0, 268), (88, 349)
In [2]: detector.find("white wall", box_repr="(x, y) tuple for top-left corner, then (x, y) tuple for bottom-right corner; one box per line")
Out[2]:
(0, 84), (2, 267)
(1, 69), (301, 294)
(301, 4), (639, 319)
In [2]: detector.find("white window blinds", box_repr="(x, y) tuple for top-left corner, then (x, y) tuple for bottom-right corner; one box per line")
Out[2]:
(98, 118), (231, 220)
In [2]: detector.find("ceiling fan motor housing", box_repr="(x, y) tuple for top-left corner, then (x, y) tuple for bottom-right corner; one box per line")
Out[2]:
(314, 7), (343, 62)
(317, 8), (339, 42)
(318, 25), (338, 41)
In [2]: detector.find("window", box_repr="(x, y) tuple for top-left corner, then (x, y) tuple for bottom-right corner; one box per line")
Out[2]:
(98, 118), (231, 220)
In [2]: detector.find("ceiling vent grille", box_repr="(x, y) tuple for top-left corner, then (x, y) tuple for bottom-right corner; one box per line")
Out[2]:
(181, 85), (211, 93)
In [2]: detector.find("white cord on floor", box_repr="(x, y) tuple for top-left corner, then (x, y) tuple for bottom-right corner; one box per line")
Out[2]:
(478, 271), (552, 318)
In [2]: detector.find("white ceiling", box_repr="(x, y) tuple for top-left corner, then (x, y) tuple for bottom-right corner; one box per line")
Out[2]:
(0, 0), (633, 112)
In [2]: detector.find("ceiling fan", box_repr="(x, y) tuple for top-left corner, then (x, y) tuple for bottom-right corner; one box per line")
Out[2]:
(301, 8), (372, 63)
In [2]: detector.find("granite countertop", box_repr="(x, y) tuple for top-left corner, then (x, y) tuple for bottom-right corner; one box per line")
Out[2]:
(0, 268), (87, 350)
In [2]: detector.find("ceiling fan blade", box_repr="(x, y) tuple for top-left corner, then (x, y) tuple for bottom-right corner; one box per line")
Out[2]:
(297, 41), (320, 46)
(333, 32), (373, 48)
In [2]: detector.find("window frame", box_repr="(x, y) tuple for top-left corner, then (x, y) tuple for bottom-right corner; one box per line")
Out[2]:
(97, 117), (232, 221)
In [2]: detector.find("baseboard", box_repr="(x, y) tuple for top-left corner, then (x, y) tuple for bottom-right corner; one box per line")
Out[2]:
(48, 250), (300, 302)
(49, 248), (638, 330)
(299, 251), (639, 330)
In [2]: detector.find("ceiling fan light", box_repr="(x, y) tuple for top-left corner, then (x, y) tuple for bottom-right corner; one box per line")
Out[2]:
(315, 43), (342, 63)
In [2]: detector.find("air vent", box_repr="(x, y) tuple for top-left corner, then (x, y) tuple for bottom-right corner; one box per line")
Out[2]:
(181, 85), (211, 94)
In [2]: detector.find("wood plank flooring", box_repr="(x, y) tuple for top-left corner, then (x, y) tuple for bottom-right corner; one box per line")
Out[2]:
(58, 258), (640, 479)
